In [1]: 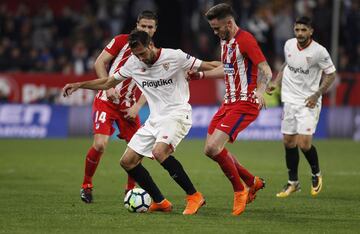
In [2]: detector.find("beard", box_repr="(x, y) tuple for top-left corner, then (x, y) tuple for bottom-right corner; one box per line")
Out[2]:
(296, 36), (310, 45)
(143, 52), (155, 66)
(223, 30), (231, 41)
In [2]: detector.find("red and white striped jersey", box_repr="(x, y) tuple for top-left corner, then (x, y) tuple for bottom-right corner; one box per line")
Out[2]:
(95, 34), (138, 109)
(221, 29), (266, 104)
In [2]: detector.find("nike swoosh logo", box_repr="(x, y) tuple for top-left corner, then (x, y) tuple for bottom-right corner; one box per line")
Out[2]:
(220, 124), (230, 128)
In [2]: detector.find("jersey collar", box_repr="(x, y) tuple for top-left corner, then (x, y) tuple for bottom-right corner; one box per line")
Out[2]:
(227, 28), (241, 43)
(297, 39), (313, 51)
(153, 48), (162, 64)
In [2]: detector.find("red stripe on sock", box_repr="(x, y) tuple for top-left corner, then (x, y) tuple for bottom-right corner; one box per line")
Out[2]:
(214, 148), (244, 191)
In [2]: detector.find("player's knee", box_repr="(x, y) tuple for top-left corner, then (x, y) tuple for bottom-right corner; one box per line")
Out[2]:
(93, 140), (108, 152)
(298, 141), (311, 151)
(283, 138), (297, 148)
(120, 157), (133, 170)
(151, 149), (167, 162)
(204, 143), (220, 158)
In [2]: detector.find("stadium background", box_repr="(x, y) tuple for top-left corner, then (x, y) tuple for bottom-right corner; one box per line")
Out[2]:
(1, 1), (360, 233)
(0, 0), (359, 141)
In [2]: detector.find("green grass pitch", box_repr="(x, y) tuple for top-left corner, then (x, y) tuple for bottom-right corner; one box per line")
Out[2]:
(1, 139), (359, 233)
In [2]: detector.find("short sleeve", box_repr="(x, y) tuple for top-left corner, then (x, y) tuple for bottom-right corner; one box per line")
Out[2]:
(176, 49), (202, 70)
(237, 31), (266, 65)
(317, 47), (336, 74)
(114, 56), (134, 80)
(104, 35), (128, 56)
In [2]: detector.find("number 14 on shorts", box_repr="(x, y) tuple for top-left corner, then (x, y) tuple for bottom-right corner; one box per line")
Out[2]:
(94, 111), (107, 123)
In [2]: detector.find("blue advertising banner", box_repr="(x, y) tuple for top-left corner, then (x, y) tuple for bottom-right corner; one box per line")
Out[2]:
(0, 104), (68, 138)
(188, 106), (328, 140)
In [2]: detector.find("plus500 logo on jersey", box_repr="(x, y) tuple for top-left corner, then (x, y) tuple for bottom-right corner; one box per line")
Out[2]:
(0, 104), (68, 138)
(224, 63), (235, 75)
(142, 79), (173, 88)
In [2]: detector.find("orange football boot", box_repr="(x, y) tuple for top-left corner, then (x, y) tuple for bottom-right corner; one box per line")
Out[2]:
(247, 177), (265, 204)
(232, 189), (248, 216)
(182, 192), (206, 215)
(148, 199), (173, 212)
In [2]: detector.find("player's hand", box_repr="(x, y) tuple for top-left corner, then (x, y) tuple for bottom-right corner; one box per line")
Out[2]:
(106, 88), (120, 101)
(186, 70), (204, 81)
(305, 92), (320, 109)
(121, 104), (140, 121)
(254, 90), (267, 110)
(62, 83), (80, 97)
(265, 82), (276, 95)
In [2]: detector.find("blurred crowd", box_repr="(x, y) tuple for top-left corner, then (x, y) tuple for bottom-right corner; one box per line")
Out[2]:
(0, 0), (359, 74)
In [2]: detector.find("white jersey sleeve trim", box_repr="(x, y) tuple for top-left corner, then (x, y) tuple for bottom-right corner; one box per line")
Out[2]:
(191, 58), (202, 71)
(323, 65), (336, 74)
(114, 71), (127, 80)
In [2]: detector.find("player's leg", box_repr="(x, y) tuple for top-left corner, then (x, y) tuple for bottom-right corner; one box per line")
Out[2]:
(205, 130), (245, 192)
(151, 142), (205, 215)
(298, 134), (319, 175)
(204, 130), (248, 215)
(81, 104), (114, 203)
(277, 103), (301, 198)
(153, 115), (205, 215)
(120, 147), (171, 211)
(276, 134), (301, 197)
(205, 105), (246, 192)
(82, 134), (110, 187)
(124, 121), (173, 212)
(297, 105), (322, 196)
(80, 134), (110, 203)
(225, 108), (265, 205)
(298, 134), (322, 195)
(116, 115), (141, 193)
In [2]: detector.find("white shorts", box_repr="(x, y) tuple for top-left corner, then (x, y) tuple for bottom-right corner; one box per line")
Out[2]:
(281, 102), (321, 135)
(128, 112), (192, 158)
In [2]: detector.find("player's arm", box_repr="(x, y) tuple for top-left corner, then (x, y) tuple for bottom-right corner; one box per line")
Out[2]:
(188, 63), (224, 80)
(62, 75), (124, 97)
(255, 61), (273, 109)
(305, 71), (336, 108)
(266, 62), (286, 95)
(257, 61), (273, 92)
(305, 48), (337, 108)
(198, 61), (222, 71)
(94, 50), (119, 100)
(122, 94), (147, 120)
(316, 72), (336, 96)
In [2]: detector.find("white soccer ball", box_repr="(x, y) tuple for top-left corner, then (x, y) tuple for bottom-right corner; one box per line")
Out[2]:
(124, 188), (152, 213)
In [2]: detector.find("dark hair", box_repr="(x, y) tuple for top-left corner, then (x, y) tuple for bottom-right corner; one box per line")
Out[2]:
(295, 16), (313, 28)
(128, 30), (151, 49)
(205, 3), (236, 20)
(137, 10), (158, 26)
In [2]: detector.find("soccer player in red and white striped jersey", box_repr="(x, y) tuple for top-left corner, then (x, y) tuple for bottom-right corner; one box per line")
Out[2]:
(188, 3), (273, 215)
(80, 11), (158, 203)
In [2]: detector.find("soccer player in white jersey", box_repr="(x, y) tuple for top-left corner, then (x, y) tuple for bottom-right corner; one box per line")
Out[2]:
(267, 16), (336, 197)
(79, 11), (157, 204)
(63, 30), (220, 215)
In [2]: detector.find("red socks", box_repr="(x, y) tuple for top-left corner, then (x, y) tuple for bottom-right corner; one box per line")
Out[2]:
(126, 176), (136, 191)
(82, 147), (103, 188)
(213, 148), (244, 191)
(228, 152), (255, 187)
(82, 147), (137, 191)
